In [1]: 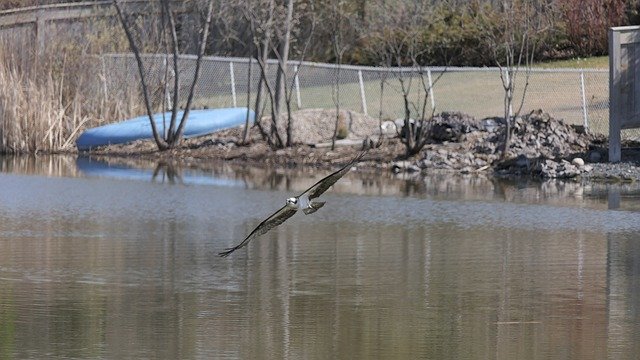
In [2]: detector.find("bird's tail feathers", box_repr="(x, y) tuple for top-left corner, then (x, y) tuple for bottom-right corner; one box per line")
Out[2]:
(303, 201), (325, 215)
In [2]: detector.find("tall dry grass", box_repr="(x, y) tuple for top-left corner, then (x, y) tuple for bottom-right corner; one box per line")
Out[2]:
(0, 60), (86, 153)
(0, 52), (142, 154)
(0, 12), (146, 154)
(0, 1), (222, 154)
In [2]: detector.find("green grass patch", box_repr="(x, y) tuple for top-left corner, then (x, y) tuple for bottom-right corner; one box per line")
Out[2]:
(533, 56), (608, 69)
(194, 69), (608, 131)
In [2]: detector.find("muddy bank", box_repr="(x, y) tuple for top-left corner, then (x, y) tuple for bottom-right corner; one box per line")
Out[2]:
(86, 108), (399, 171)
(84, 108), (640, 182)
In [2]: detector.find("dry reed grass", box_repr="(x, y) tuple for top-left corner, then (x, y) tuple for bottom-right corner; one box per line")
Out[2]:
(0, 2), (235, 153)
(0, 19), (143, 154)
(0, 62), (85, 153)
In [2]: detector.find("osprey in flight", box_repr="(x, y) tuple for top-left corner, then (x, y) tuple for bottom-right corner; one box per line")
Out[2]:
(218, 151), (366, 257)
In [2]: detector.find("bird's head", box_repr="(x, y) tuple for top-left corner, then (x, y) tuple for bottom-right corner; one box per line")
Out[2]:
(286, 197), (298, 206)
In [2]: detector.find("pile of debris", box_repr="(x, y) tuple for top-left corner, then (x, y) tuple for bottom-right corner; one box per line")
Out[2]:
(410, 112), (492, 173)
(408, 110), (598, 178)
(500, 110), (591, 159)
(425, 112), (485, 142)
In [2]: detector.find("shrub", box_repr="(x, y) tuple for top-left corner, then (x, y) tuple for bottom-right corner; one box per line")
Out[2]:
(356, 2), (560, 67)
(558, 0), (627, 57)
(420, 3), (501, 66)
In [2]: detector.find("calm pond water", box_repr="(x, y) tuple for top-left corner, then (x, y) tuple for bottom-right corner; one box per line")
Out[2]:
(1, 155), (640, 359)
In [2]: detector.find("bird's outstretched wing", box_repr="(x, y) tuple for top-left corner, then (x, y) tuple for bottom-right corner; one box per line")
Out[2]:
(301, 151), (366, 200)
(218, 205), (298, 257)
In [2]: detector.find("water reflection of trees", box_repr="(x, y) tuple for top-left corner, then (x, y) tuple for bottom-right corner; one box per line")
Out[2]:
(152, 161), (182, 184)
(3, 159), (640, 357)
(4, 154), (640, 210)
(0, 214), (199, 358)
(220, 221), (612, 358)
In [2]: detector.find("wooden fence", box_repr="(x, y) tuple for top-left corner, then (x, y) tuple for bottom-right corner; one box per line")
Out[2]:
(0, 1), (156, 54)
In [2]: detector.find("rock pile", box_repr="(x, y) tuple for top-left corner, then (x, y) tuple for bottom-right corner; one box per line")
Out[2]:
(491, 110), (595, 178)
(427, 112), (484, 142)
(535, 158), (591, 178)
(502, 110), (590, 160)
(413, 110), (596, 178)
(419, 145), (490, 174)
(496, 154), (593, 178)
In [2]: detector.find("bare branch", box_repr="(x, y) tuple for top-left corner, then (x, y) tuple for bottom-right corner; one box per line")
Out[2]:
(113, 0), (167, 150)
(174, 0), (215, 144)
(162, 0), (180, 143)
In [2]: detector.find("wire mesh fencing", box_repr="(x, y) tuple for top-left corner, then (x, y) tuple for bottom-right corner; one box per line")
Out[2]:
(102, 54), (616, 137)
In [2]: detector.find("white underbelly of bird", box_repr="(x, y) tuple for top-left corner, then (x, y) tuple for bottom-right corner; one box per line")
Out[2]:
(293, 194), (325, 215)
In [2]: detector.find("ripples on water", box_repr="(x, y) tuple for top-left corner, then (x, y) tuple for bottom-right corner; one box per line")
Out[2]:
(0, 155), (639, 359)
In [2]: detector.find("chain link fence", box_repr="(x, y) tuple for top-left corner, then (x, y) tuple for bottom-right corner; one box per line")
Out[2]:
(102, 54), (615, 137)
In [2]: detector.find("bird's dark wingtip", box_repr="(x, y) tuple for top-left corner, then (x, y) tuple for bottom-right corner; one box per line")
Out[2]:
(351, 150), (366, 165)
(218, 248), (235, 258)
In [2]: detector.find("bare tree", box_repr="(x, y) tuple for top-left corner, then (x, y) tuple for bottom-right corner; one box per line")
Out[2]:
(327, 0), (362, 150)
(241, 0), (281, 148)
(271, 0), (316, 148)
(364, 0), (442, 157)
(205, 0), (256, 144)
(240, 0), (315, 149)
(329, 0), (345, 151)
(488, 0), (552, 159)
(275, 0), (295, 145)
(113, 0), (214, 150)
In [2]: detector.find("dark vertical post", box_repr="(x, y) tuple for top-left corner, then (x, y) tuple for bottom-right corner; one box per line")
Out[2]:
(609, 27), (622, 162)
(35, 11), (46, 56)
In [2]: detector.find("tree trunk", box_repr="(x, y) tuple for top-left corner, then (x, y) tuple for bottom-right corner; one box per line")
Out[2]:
(276, 0), (294, 146)
(502, 91), (513, 160)
(172, 0), (215, 147)
(114, 0), (213, 151)
(162, 0), (180, 144)
(250, 0), (275, 144)
(113, 0), (168, 150)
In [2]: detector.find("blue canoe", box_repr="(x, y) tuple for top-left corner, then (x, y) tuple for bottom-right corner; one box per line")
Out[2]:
(76, 108), (254, 150)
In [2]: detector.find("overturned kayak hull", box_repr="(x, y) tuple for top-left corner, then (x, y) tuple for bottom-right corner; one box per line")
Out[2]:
(76, 108), (254, 150)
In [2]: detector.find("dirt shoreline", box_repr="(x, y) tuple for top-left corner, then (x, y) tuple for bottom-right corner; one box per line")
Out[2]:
(80, 109), (640, 183)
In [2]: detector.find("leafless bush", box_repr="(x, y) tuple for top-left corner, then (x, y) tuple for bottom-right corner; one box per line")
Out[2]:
(559, 0), (627, 57)
(363, 0), (441, 157)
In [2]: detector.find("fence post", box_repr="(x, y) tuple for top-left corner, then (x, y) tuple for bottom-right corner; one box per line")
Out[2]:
(163, 55), (173, 109)
(358, 70), (367, 116)
(427, 68), (435, 111)
(294, 65), (302, 109)
(35, 12), (46, 55)
(229, 62), (237, 107)
(579, 69), (589, 130)
(101, 56), (109, 108)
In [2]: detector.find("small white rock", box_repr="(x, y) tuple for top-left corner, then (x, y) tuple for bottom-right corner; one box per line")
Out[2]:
(571, 157), (585, 166)
(380, 121), (397, 136)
